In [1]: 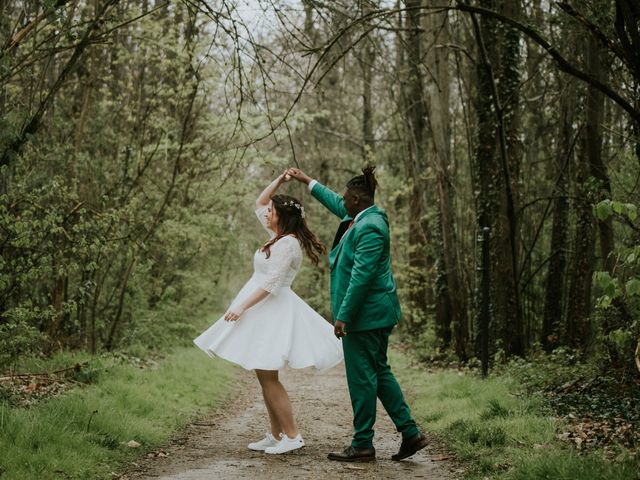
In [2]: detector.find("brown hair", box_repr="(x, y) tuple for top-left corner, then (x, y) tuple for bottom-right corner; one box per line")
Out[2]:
(261, 194), (326, 265)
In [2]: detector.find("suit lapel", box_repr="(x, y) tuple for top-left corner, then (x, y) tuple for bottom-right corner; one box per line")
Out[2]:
(329, 206), (382, 270)
(331, 218), (352, 250)
(329, 216), (352, 271)
(331, 206), (382, 250)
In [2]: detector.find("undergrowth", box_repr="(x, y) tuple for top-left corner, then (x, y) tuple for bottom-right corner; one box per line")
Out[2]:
(0, 347), (236, 480)
(392, 340), (640, 480)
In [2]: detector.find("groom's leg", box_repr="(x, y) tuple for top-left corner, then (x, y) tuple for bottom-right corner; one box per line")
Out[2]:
(342, 330), (379, 448)
(376, 327), (420, 439)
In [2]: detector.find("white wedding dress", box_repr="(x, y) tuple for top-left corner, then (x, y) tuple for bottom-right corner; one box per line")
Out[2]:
(194, 205), (343, 372)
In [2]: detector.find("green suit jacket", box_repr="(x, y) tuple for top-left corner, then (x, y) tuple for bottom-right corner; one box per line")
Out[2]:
(311, 182), (402, 332)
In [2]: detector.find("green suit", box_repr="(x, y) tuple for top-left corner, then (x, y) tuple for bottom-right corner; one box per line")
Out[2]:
(311, 181), (419, 448)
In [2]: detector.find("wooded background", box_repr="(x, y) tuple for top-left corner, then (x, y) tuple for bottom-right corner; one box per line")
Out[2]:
(1, 0), (639, 381)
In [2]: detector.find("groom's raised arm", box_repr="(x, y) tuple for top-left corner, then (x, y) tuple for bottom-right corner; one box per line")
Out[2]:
(287, 168), (348, 219)
(309, 181), (348, 219)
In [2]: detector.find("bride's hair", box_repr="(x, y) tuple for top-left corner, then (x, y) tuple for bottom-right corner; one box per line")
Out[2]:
(261, 194), (326, 265)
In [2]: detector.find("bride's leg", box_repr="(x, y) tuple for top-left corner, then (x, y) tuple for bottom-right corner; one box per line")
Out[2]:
(256, 369), (298, 438)
(256, 370), (282, 438)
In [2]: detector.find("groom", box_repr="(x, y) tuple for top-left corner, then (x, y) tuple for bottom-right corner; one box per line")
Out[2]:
(287, 166), (428, 462)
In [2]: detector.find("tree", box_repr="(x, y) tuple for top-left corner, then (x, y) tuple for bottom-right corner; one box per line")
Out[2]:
(398, 0), (432, 334)
(470, 0), (524, 357)
(425, 4), (468, 357)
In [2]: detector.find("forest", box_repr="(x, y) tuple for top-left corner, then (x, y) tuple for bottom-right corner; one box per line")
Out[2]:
(1, 0), (639, 478)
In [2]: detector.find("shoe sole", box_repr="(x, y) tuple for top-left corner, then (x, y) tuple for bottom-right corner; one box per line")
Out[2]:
(391, 438), (428, 461)
(327, 455), (376, 463)
(264, 445), (305, 455)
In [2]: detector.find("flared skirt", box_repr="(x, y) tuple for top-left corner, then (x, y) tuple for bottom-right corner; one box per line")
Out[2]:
(194, 277), (343, 372)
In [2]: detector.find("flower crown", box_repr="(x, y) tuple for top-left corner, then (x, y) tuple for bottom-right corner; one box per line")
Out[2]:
(282, 200), (305, 218)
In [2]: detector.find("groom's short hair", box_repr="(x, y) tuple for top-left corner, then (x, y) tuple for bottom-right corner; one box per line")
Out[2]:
(347, 166), (377, 202)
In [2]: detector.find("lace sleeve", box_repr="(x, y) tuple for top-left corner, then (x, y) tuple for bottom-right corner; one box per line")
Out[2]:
(258, 237), (296, 295)
(255, 204), (276, 239)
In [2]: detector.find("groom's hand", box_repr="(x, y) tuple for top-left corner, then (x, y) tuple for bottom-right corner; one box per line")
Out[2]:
(286, 168), (312, 185)
(334, 320), (347, 338)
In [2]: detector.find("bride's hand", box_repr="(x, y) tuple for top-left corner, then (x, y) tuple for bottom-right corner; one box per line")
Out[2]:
(224, 306), (245, 322)
(281, 169), (293, 182)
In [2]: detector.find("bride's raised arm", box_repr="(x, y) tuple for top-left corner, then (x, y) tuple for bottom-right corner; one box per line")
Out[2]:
(256, 170), (292, 208)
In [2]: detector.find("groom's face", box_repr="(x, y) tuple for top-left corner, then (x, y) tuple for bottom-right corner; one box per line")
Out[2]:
(343, 188), (359, 217)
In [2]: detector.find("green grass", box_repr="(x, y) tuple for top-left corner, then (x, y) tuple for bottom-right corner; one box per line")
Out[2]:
(0, 347), (236, 480)
(390, 349), (640, 480)
(3, 342), (637, 480)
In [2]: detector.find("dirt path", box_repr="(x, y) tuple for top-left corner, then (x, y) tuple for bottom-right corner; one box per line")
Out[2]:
(121, 365), (461, 479)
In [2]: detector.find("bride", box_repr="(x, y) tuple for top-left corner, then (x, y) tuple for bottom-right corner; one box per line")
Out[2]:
(194, 171), (343, 455)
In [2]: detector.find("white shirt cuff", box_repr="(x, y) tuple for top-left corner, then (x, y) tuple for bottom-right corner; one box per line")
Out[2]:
(308, 179), (318, 191)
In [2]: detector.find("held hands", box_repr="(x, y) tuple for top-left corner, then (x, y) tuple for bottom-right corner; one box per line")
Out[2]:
(280, 169), (294, 183)
(224, 306), (245, 322)
(286, 168), (312, 185)
(257, 171), (292, 207)
(334, 320), (347, 339)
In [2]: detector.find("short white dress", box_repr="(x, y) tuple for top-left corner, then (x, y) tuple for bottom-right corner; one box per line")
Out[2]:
(194, 205), (343, 372)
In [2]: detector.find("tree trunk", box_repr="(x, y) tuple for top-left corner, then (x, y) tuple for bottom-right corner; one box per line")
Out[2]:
(566, 45), (598, 349)
(401, 0), (431, 334)
(565, 140), (596, 348)
(426, 5), (468, 357)
(542, 75), (575, 351)
(360, 1), (375, 158)
(472, 0), (523, 357)
(49, 270), (67, 347)
(471, 3), (499, 358)
(586, 39), (614, 275)
(360, 38), (375, 157)
(496, 0), (523, 356)
(105, 253), (135, 351)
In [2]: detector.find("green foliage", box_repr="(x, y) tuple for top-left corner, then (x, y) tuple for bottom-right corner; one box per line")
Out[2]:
(498, 347), (596, 392)
(447, 419), (508, 448)
(499, 348), (640, 457)
(507, 451), (640, 480)
(392, 348), (639, 480)
(0, 2), (300, 366)
(480, 398), (512, 420)
(591, 199), (640, 376)
(594, 199), (638, 223)
(593, 271), (621, 308)
(0, 316), (46, 370)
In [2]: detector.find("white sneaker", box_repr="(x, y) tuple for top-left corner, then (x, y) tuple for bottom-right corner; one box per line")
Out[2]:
(264, 433), (305, 454)
(248, 433), (279, 451)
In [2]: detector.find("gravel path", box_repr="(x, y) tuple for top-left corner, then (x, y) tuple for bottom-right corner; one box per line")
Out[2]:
(120, 364), (461, 479)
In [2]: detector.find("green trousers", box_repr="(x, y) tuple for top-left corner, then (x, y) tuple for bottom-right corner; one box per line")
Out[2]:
(342, 326), (419, 448)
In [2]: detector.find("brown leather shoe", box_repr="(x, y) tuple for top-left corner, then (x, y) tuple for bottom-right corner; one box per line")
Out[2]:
(391, 432), (428, 461)
(327, 445), (376, 462)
